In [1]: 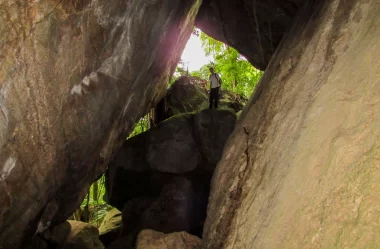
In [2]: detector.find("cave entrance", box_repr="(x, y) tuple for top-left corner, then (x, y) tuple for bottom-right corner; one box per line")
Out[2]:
(176, 28), (264, 99)
(69, 29), (265, 248)
(143, 28), (265, 125)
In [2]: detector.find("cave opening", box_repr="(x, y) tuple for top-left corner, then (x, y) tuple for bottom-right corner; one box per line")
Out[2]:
(175, 28), (264, 99)
(68, 27), (266, 248)
(5, 0), (359, 248)
(3, 0), (378, 248)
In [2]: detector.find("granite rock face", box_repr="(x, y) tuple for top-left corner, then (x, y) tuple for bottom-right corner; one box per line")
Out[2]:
(98, 208), (122, 247)
(136, 230), (201, 249)
(105, 109), (236, 209)
(61, 221), (104, 249)
(2, 0), (379, 248)
(202, 0), (380, 248)
(0, 0), (201, 248)
(105, 109), (236, 244)
(195, 0), (303, 70)
(42, 221), (71, 246)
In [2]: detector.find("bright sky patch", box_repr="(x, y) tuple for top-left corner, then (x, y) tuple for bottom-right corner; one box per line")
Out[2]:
(181, 33), (213, 72)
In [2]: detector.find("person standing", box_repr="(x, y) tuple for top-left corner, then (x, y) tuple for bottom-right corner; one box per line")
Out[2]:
(208, 67), (222, 109)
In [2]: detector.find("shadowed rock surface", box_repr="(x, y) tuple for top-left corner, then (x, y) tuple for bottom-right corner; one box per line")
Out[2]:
(105, 109), (236, 209)
(1, 0), (379, 248)
(0, 1), (201, 248)
(195, 0), (303, 70)
(105, 109), (236, 245)
(61, 221), (104, 249)
(42, 221), (71, 247)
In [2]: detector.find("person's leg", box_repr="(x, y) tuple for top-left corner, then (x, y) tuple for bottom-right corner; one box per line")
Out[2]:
(209, 89), (213, 109)
(215, 87), (220, 108)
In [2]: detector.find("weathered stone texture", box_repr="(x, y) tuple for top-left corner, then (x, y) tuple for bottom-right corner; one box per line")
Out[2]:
(162, 76), (247, 120)
(61, 221), (104, 249)
(136, 229), (201, 249)
(105, 109), (236, 244)
(98, 208), (122, 246)
(195, 0), (303, 70)
(0, 0), (201, 248)
(202, 0), (380, 248)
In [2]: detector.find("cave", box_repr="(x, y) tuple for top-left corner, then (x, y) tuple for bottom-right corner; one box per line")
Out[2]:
(0, 0), (379, 249)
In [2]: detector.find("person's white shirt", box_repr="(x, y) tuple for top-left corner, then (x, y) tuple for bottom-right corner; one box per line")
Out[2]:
(209, 73), (221, 88)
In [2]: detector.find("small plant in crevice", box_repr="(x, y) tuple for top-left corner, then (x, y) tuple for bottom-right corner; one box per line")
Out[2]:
(71, 175), (112, 228)
(128, 113), (151, 138)
(70, 114), (152, 227)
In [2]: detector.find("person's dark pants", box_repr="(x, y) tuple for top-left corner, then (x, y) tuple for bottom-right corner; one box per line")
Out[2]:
(209, 87), (220, 109)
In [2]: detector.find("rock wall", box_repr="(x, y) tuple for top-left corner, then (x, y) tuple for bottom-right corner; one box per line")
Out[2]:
(2, 0), (379, 248)
(0, 1), (201, 248)
(202, 0), (380, 248)
(136, 230), (201, 249)
(105, 109), (237, 244)
(195, 0), (303, 70)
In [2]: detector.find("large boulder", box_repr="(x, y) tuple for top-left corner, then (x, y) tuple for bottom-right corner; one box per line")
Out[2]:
(4, 1), (377, 249)
(166, 76), (209, 115)
(43, 221), (71, 246)
(147, 115), (201, 174)
(193, 109), (237, 165)
(120, 197), (155, 237)
(136, 230), (201, 249)
(195, 0), (303, 70)
(160, 76), (247, 121)
(0, 0), (201, 247)
(105, 109), (237, 209)
(61, 221), (104, 249)
(98, 208), (122, 247)
(104, 109), (235, 245)
(108, 229), (201, 249)
(202, 0), (380, 248)
(139, 177), (195, 234)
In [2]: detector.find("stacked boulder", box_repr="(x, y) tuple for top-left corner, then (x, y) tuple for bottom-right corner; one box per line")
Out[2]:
(24, 221), (104, 249)
(104, 108), (237, 247)
(154, 76), (246, 123)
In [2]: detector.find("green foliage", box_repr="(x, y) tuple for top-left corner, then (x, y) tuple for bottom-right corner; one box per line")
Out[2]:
(200, 32), (225, 57)
(169, 59), (189, 86)
(129, 114), (151, 138)
(192, 32), (263, 97)
(176, 59), (188, 76)
(74, 114), (151, 227)
(191, 64), (210, 80)
(74, 175), (112, 228)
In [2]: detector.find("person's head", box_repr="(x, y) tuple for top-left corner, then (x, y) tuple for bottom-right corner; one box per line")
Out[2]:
(209, 67), (215, 74)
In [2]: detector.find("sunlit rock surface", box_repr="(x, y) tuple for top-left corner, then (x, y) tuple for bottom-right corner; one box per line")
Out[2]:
(202, 0), (380, 248)
(61, 221), (104, 249)
(0, 0), (201, 247)
(136, 230), (201, 249)
(98, 208), (122, 247)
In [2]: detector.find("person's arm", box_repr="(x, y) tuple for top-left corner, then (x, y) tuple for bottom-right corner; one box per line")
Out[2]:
(208, 75), (212, 91)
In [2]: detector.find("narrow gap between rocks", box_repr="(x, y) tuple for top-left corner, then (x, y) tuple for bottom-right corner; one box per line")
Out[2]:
(65, 29), (264, 249)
